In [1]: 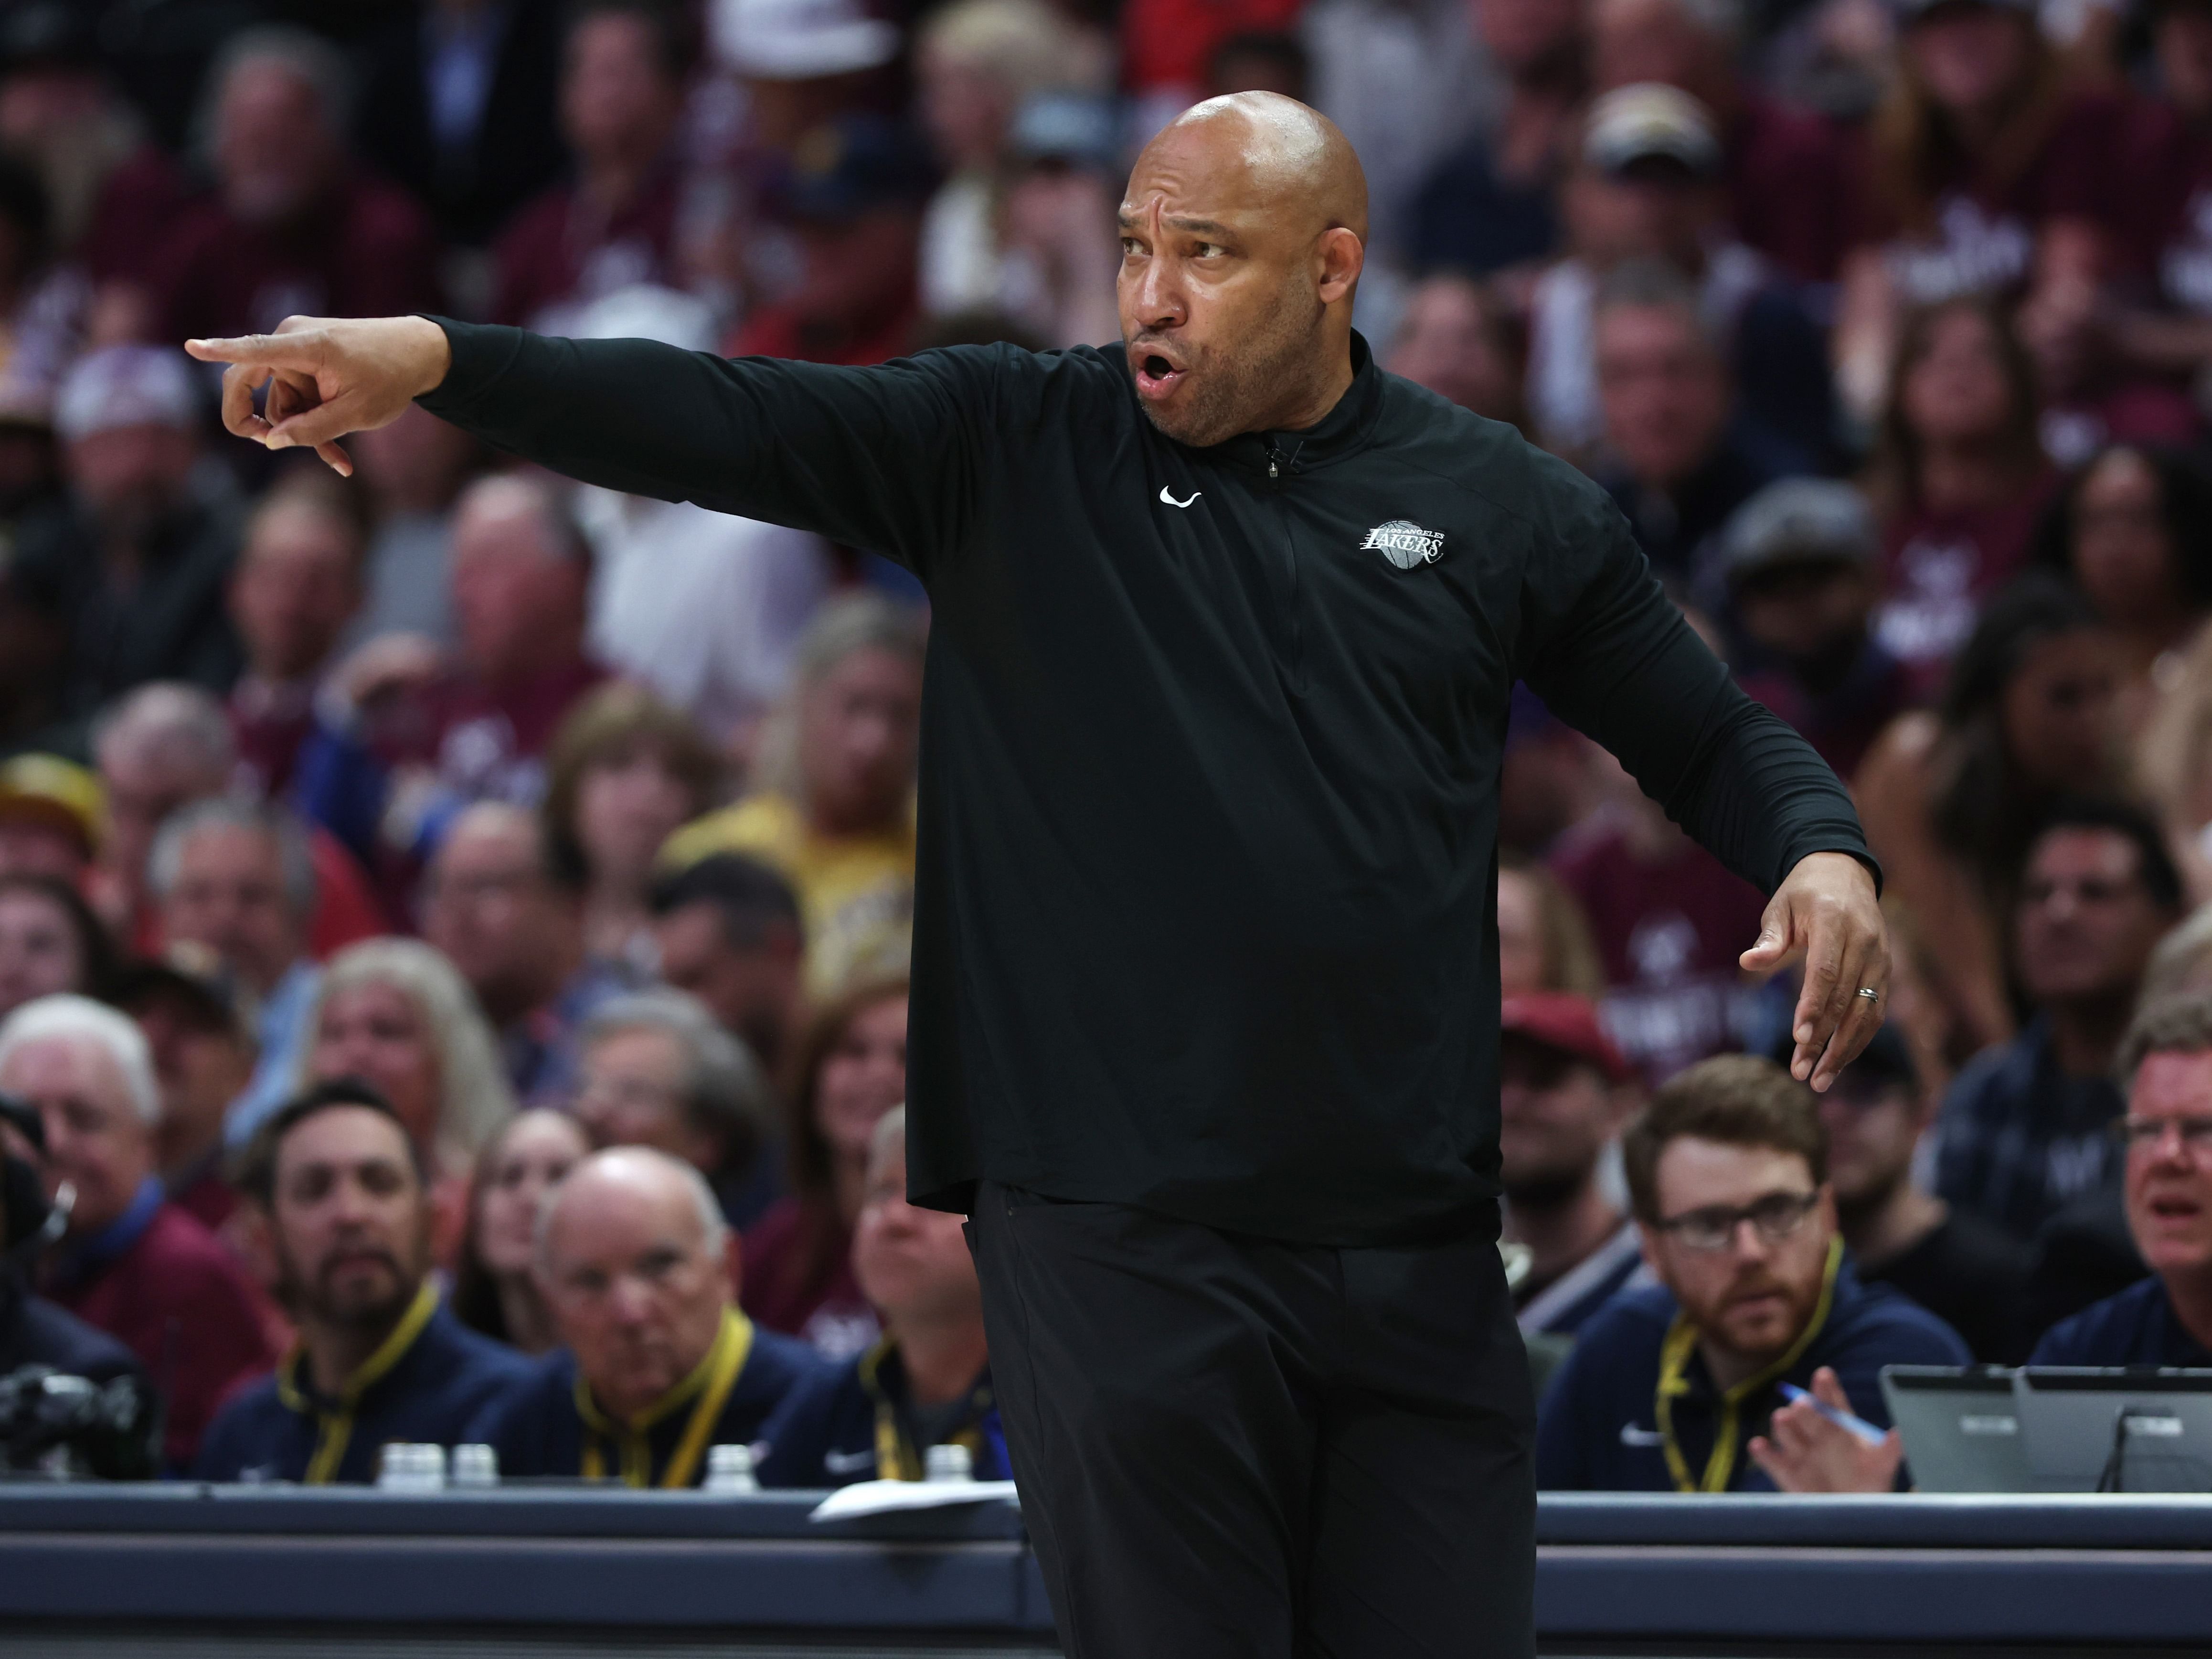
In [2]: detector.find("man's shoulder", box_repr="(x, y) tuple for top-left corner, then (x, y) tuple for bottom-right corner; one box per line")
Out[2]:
(1559, 1280), (1679, 1376)
(2029, 1276), (2169, 1366)
(1827, 1274), (1974, 1366)
(1944, 1027), (2045, 1112)
(423, 1308), (537, 1388)
(1373, 371), (1595, 515)
(194, 1372), (289, 1478)
(746, 1322), (838, 1393)
(15, 1293), (144, 1382)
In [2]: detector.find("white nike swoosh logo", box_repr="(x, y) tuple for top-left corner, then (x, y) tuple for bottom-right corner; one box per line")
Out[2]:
(1159, 487), (1200, 508)
(1620, 1424), (1666, 1447)
(823, 1448), (879, 1475)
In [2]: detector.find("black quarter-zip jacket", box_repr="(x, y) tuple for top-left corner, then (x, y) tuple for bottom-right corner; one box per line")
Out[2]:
(420, 320), (1873, 1247)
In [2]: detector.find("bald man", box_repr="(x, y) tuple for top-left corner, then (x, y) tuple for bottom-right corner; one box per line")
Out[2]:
(473, 1147), (832, 1487)
(190, 93), (1886, 1658)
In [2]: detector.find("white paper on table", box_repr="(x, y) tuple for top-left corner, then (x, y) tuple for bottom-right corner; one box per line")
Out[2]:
(808, 1479), (1021, 1521)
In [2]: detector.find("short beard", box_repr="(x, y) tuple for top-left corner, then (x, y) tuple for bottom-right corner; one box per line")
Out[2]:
(1133, 287), (1327, 448)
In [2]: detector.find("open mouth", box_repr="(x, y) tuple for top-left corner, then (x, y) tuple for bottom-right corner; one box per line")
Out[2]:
(1131, 346), (1186, 400)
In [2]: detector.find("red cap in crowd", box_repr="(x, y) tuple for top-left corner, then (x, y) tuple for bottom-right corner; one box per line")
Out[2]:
(1499, 992), (1632, 1085)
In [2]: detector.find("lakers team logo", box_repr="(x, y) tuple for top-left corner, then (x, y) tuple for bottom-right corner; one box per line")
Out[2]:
(1361, 520), (1444, 569)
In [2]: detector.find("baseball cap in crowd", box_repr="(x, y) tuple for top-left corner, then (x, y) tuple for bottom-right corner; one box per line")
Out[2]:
(574, 283), (721, 353)
(53, 346), (201, 444)
(712, 0), (900, 79)
(0, 753), (104, 860)
(773, 115), (936, 224)
(1722, 478), (1880, 587)
(1010, 91), (1120, 170)
(1499, 991), (1634, 1085)
(109, 942), (260, 1049)
(1584, 83), (1722, 178)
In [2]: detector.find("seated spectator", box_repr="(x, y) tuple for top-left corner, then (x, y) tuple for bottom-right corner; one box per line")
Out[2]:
(344, 405), (479, 648)
(153, 798), (325, 1147)
(1866, 299), (2060, 696)
(0, 1102), (145, 1401)
(1937, 798), (2184, 1242)
(1119, 0), (1300, 138)
(1831, 0), (2117, 424)
(1497, 854), (1606, 999)
(1857, 577), (2126, 1052)
(302, 473), (606, 876)
(227, 470), (369, 802)
(195, 1081), (533, 1484)
(666, 596), (921, 997)
(93, 683), (384, 961)
(1549, 752), (1771, 1087)
(2033, 447), (2212, 725)
(0, 752), (102, 881)
(475, 1146), (832, 1487)
(1585, 259), (1807, 599)
(2108, 0), (2212, 389)
(743, 974), (908, 1359)
(0, 347), (240, 755)
(1406, 0), (1580, 279)
(1384, 273), (1531, 433)
(778, 1108), (1005, 1484)
(492, 1), (689, 332)
(575, 989), (780, 1228)
(2030, 993), (2212, 1365)
(149, 28), (442, 344)
(544, 682), (722, 976)
(571, 288), (834, 755)
(709, 0), (902, 159)
(1529, 87), (1833, 470)
(1588, 0), (1855, 285)
(1, 994), (274, 1467)
(109, 947), (256, 1233)
(1536, 1055), (1969, 1491)
(2020, 273), (2200, 471)
(423, 802), (634, 1106)
(1499, 994), (1646, 1337)
(0, 872), (107, 1021)
(295, 937), (518, 1215)
(914, 0), (1079, 319)
(353, 0), (566, 249)
(451, 1108), (590, 1354)
(1801, 1022), (2029, 1361)
(0, 2), (189, 290)
(649, 854), (808, 1081)
(729, 115), (934, 367)
(1301, 0), (1484, 263)
(1721, 479), (1910, 784)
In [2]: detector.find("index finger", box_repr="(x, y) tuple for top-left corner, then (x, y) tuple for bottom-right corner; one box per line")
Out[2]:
(1790, 902), (1843, 1064)
(184, 332), (319, 371)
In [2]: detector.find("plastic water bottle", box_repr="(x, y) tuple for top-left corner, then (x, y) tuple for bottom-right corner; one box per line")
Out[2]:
(377, 1444), (446, 1491)
(704, 1442), (759, 1493)
(450, 1444), (499, 1489)
(925, 1443), (973, 1484)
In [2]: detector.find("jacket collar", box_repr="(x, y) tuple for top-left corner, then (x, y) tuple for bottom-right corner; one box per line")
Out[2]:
(1131, 330), (1383, 477)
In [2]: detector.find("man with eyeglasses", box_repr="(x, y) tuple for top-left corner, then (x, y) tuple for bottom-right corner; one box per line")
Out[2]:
(2030, 993), (2212, 1367)
(1536, 1054), (1967, 1491)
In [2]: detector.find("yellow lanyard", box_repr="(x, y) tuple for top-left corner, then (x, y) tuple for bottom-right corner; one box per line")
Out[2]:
(276, 1280), (440, 1486)
(1655, 1237), (1842, 1494)
(863, 1337), (988, 1482)
(578, 1307), (754, 1489)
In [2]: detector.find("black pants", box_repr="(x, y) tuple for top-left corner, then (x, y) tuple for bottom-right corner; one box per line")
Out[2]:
(968, 1182), (1535, 1659)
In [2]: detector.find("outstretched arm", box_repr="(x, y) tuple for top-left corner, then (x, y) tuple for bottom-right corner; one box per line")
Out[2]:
(1523, 502), (1887, 1093)
(188, 316), (988, 571)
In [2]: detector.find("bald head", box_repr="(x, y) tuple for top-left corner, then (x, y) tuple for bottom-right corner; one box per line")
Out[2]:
(1148, 93), (1368, 242)
(535, 1147), (735, 1419)
(1118, 94), (1368, 447)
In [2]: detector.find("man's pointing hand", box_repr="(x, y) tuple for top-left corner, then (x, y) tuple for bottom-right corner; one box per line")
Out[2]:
(184, 316), (453, 478)
(1740, 851), (1888, 1094)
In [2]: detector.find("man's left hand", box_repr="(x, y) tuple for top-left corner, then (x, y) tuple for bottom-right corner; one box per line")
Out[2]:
(1740, 851), (1886, 1092)
(1747, 1367), (1904, 1494)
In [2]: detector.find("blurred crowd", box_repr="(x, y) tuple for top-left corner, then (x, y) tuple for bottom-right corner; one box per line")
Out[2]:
(1, 0), (2211, 1498)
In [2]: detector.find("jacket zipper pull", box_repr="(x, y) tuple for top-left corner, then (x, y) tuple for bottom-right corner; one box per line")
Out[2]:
(1266, 440), (1280, 479)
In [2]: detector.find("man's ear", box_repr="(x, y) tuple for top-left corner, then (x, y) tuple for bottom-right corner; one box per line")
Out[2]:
(1317, 226), (1364, 306)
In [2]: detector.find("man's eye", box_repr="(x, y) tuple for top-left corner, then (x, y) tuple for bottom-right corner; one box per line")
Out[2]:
(1196, 243), (1225, 258)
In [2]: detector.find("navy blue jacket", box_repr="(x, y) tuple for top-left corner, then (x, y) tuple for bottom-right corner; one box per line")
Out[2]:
(2030, 1276), (2212, 1367)
(773, 1339), (1009, 1487)
(1536, 1254), (1970, 1491)
(195, 1294), (532, 1484)
(473, 1315), (830, 1487)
